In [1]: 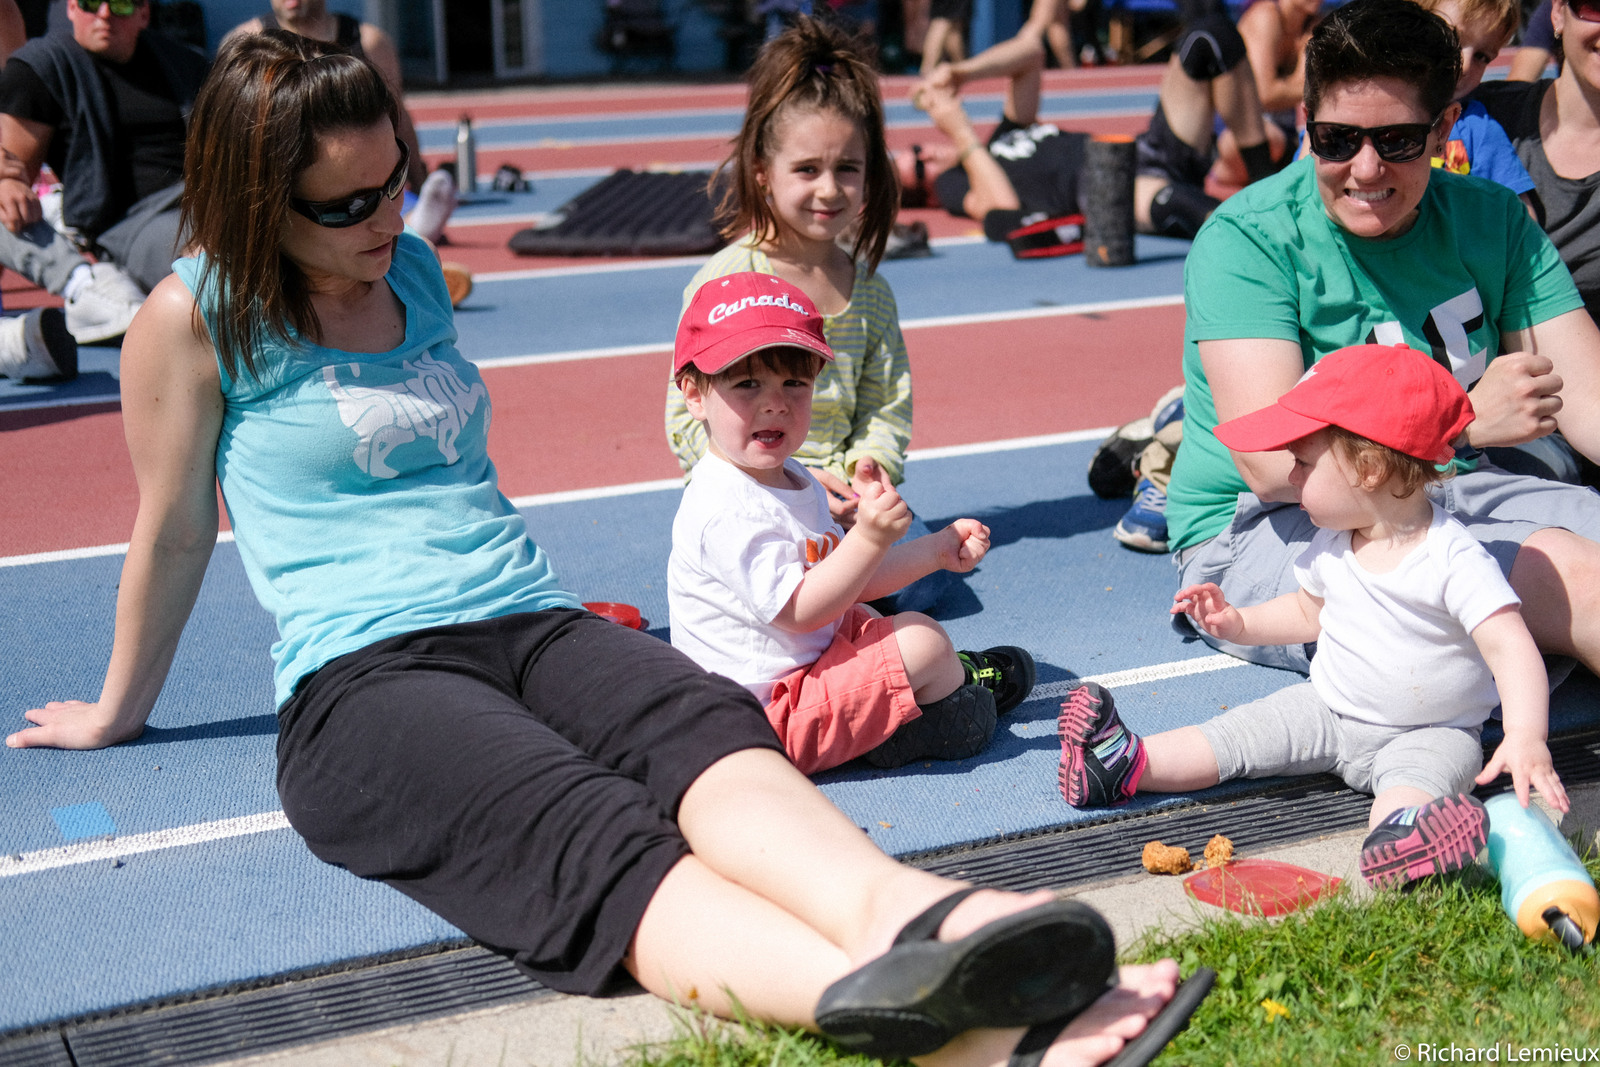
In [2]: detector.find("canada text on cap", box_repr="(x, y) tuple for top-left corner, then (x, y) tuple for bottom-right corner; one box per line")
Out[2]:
(675, 272), (835, 377)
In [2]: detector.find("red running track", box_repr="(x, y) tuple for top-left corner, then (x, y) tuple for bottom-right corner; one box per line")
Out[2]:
(1, 304), (1184, 558)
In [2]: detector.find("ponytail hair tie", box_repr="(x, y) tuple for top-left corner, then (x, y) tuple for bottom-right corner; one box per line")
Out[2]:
(813, 62), (834, 75)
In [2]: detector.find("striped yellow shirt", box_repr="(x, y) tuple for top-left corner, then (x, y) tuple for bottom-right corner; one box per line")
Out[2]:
(666, 241), (914, 485)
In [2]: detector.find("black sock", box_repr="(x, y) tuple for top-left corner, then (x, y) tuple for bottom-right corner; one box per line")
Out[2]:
(1239, 140), (1276, 185)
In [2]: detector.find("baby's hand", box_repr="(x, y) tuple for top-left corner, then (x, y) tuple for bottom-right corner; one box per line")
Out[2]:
(1171, 583), (1245, 642)
(937, 518), (990, 572)
(854, 481), (911, 547)
(1477, 734), (1569, 813)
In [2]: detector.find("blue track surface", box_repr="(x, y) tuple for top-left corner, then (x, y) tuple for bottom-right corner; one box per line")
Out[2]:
(0, 438), (1249, 1029)
(7, 436), (1598, 1030)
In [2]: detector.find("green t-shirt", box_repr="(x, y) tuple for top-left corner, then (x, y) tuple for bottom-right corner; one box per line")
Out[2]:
(1168, 155), (1582, 552)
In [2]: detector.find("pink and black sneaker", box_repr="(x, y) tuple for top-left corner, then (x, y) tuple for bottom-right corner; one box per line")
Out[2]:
(1058, 682), (1147, 807)
(1358, 793), (1490, 890)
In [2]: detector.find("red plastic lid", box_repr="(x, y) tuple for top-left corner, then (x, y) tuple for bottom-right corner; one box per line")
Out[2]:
(582, 602), (645, 629)
(1183, 859), (1341, 917)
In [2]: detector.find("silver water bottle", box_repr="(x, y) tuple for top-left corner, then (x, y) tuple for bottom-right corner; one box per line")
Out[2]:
(455, 115), (476, 196)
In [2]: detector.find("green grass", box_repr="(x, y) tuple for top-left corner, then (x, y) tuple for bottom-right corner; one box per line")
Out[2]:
(1130, 863), (1600, 1065)
(615, 859), (1600, 1067)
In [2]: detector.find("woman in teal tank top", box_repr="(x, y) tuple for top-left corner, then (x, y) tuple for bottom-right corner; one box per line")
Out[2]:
(2, 28), (1200, 1066)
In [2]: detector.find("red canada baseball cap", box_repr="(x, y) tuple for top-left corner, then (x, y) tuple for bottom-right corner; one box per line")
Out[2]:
(674, 272), (834, 376)
(1215, 343), (1474, 464)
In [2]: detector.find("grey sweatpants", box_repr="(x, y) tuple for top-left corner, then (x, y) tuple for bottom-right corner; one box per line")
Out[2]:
(1197, 681), (1484, 799)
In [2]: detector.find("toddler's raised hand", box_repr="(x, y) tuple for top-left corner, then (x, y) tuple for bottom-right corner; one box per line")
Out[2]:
(937, 518), (990, 572)
(1171, 582), (1245, 642)
(854, 481), (911, 547)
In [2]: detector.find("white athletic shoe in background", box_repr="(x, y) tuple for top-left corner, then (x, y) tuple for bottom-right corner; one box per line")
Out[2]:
(406, 169), (458, 244)
(0, 307), (78, 381)
(64, 262), (145, 343)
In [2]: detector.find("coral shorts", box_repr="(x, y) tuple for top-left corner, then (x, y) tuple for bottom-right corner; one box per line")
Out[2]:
(765, 604), (920, 775)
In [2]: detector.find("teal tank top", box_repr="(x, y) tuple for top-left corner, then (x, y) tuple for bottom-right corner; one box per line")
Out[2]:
(174, 232), (580, 705)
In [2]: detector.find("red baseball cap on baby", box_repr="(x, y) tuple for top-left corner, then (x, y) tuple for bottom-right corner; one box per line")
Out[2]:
(1214, 343), (1474, 464)
(674, 272), (834, 376)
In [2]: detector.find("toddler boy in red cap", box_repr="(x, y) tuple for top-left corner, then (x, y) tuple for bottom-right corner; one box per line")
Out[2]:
(1058, 343), (1567, 888)
(668, 272), (1037, 774)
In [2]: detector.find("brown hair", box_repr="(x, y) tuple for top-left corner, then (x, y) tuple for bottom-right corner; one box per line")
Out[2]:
(711, 17), (897, 274)
(181, 29), (399, 380)
(1328, 426), (1452, 498)
(1412, 0), (1518, 48)
(676, 347), (827, 395)
(1304, 0), (1459, 120)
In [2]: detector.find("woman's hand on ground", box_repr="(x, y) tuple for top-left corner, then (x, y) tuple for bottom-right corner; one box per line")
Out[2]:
(7, 700), (145, 750)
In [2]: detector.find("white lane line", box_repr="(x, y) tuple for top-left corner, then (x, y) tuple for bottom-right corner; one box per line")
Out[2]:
(0, 655), (1250, 879)
(1043, 654), (1249, 695)
(0, 811), (292, 878)
(507, 477), (683, 507)
(0, 531), (234, 570)
(469, 294), (1183, 370)
(460, 234), (965, 278)
(495, 429), (1118, 507)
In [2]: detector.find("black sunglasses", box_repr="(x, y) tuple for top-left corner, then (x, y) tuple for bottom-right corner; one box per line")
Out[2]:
(1569, 0), (1600, 22)
(1305, 115), (1443, 164)
(74, 0), (145, 15)
(289, 140), (409, 228)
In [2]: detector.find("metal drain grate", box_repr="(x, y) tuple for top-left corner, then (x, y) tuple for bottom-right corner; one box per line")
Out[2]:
(6, 729), (1600, 1067)
(0, 1032), (72, 1067)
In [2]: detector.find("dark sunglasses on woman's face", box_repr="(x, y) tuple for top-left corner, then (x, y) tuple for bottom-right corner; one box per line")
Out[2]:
(1569, 0), (1600, 22)
(1305, 115), (1441, 164)
(74, 0), (145, 16)
(289, 140), (409, 228)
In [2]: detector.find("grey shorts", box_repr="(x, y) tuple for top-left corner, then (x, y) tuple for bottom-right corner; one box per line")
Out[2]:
(1172, 461), (1600, 674)
(1198, 681), (1484, 798)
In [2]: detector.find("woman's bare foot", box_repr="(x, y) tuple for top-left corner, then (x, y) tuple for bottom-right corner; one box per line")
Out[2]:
(915, 961), (1182, 1067)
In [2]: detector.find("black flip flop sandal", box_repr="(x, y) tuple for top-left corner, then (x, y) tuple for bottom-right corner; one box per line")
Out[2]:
(1009, 967), (1217, 1067)
(815, 887), (1117, 1059)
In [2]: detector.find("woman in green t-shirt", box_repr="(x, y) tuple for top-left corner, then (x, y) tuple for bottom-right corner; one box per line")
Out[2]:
(1167, 0), (1600, 680)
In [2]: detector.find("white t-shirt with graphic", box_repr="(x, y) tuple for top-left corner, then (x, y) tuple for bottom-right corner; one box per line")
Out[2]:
(669, 453), (846, 703)
(1296, 503), (1520, 729)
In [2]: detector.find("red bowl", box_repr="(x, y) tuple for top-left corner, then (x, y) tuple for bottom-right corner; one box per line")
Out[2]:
(582, 601), (645, 629)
